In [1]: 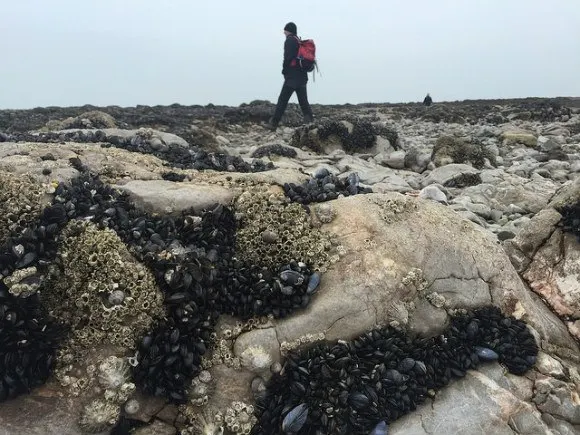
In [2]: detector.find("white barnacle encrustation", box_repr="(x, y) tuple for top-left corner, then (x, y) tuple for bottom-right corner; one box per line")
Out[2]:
(224, 401), (257, 435)
(79, 398), (120, 433)
(240, 346), (273, 374)
(124, 399), (140, 415)
(108, 289), (125, 306)
(97, 356), (130, 390)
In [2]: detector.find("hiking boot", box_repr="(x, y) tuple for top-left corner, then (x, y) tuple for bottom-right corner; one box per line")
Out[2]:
(304, 114), (314, 124)
(263, 118), (278, 131)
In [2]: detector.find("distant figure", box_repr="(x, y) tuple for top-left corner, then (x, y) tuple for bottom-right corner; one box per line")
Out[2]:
(265, 22), (314, 131)
(423, 93), (433, 107)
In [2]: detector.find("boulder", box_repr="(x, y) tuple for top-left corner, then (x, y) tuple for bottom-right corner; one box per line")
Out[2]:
(422, 164), (481, 188)
(501, 131), (538, 147)
(392, 366), (548, 435)
(384, 150), (406, 169)
(114, 180), (236, 214)
(269, 193), (577, 352)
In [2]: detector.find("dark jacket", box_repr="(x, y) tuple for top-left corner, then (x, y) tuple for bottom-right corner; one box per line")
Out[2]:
(282, 34), (308, 88)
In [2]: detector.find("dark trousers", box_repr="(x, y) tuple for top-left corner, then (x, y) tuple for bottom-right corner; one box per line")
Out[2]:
(272, 84), (313, 125)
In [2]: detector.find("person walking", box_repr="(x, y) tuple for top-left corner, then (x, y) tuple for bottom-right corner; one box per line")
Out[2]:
(265, 22), (314, 131)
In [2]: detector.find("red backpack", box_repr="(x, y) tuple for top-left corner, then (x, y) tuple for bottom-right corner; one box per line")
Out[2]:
(290, 36), (317, 73)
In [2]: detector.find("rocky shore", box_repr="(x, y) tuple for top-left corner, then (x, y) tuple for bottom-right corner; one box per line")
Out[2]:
(0, 98), (579, 435)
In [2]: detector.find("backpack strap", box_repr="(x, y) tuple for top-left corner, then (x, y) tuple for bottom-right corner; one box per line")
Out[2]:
(290, 35), (301, 67)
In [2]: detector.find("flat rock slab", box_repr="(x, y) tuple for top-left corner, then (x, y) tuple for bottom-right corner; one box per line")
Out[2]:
(0, 384), (85, 435)
(391, 365), (547, 435)
(57, 128), (190, 148)
(0, 142), (170, 184)
(114, 180), (236, 214)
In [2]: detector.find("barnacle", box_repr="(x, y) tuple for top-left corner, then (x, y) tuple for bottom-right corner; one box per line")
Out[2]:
(0, 170), (50, 242)
(79, 398), (120, 433)
(188, 370), (215, 406)
(224, 401), (257, 435)
(314, 203), (337, 224)
(368, 194), (418, 224)
(239, 346), (273, 374)
(41, 220), (164, 358)
(235, 187), (332, 271)
(180, 406), (225, 435)
(4, 266), (43, 297)
(97, 356), (130, 390)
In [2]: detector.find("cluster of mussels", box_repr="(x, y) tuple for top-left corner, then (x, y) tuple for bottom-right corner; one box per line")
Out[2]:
(252, 306), (538, 435)
(0, 285), (65, 401)
(558, 201), (580, 240)
(251, 144), (298, 159)
(290, 119), (384, 154)
(284, 168), (372, 205)
(0, 162), (320, 407)
(1, 130), (274, 173)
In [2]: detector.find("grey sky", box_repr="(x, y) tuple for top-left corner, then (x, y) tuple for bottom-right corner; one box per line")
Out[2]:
(3, 0), (580, 109)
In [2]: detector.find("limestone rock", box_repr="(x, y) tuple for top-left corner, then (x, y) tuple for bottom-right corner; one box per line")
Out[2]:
(384, 150), (406, 169)
(523, 230), (580, 336)
(0, 384), (85, 435)
(114, 180), (236, 214)
(391, 369), (549, 435)
(133, 419), (177, 435)
(461, 175), (559, 214)
(419, 185), (447, 203)
(422, 163), (481, 188)
(502, 131), (538, 147)
(535, 352), (565, 378)
(272, 193), (578, 352)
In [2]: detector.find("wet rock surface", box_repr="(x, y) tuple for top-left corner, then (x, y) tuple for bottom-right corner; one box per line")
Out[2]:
(0, 98), (579, 434)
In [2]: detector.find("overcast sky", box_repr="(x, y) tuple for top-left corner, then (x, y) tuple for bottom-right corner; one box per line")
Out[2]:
(3, 0), (580, 109)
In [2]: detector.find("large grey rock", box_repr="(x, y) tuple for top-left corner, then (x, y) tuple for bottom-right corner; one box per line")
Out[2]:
(503, 208), (562, 272)
(114, 180), (236, 214)
(0, 384), (84, 435)
(371, 172), (413, 193)
(523, 230), (580, 338)
(384, 150), (406, 169)
(422, 164), (480, 188)
(271, 193), (578, 353)
(461, 175), (559, 214)
(538, 136), (562, 153)
(0, 142), (166, 184)
(419, 185), (448, 203)
(391, 368), (549, 435)
(502, 176), (580, 340)
(57, 128), (190, 148)
(533, 377), (580, 425)
(133, 419), (176, 435)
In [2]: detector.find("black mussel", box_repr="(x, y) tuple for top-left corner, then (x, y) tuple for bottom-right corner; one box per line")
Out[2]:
(280, 270), (305, 286)
(369, 420), (389, 435)
(474, 346), (499, 361)
(347, 172), (360, 187)
(306, 272), (321, 294)
(282, 403), (308, 434)
(348, 391), (370, 409)
(398, 358), (416, 373)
